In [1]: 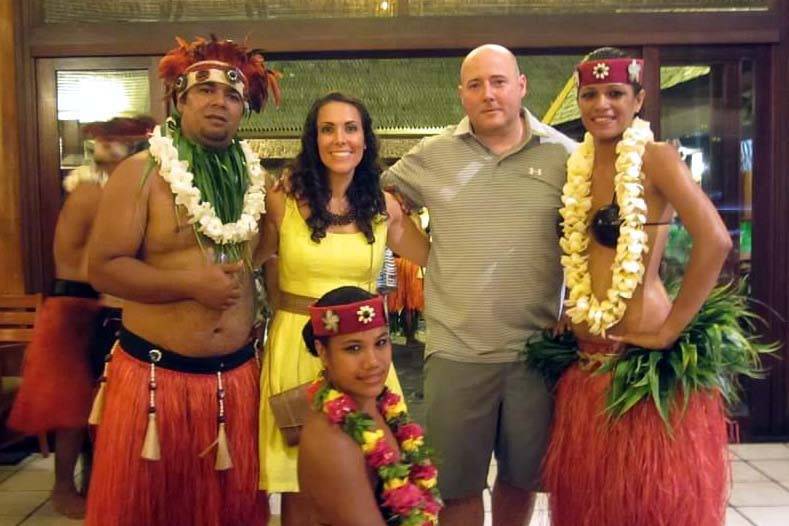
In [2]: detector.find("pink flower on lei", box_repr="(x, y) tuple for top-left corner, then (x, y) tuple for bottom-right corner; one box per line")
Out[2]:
(378, 389), (402, 411)
(395, 422), (424, 442)
(381, 482), (425, 515)
(366, 439), (398, 469)
(410, 463), (438, 481)
(323, 394), (357, 424)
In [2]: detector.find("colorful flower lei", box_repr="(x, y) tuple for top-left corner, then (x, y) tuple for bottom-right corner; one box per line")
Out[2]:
(559, 117), (654, 335)
(307, 378), (443, 525)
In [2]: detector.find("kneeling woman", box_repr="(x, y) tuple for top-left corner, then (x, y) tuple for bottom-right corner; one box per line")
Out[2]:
(298, 287), (442, 526)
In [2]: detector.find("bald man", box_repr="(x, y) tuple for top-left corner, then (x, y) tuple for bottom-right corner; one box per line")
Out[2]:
(382, 44), (576, 525)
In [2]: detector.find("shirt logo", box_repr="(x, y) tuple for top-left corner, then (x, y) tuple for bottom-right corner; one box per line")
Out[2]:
(528, 167), (543, 176)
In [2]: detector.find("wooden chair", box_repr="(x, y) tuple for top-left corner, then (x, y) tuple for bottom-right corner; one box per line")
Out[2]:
(0, 293), (50, 456)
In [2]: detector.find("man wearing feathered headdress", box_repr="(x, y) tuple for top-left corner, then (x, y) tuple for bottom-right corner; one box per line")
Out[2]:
(86, 36), (280, 525)
(8, 115), (155, 519)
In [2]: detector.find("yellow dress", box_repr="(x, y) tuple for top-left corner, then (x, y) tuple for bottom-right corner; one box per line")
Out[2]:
(259, 196), (403, 492)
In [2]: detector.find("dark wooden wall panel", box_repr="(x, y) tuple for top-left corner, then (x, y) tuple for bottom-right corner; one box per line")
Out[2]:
(0, 0), (25, 294)
(27, 11), (781, 58)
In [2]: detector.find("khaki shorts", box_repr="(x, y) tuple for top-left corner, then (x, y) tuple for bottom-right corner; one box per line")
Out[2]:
(424, 355), (552, 500)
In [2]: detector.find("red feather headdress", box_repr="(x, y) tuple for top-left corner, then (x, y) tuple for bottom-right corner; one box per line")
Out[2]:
(158, 35), (281, 113)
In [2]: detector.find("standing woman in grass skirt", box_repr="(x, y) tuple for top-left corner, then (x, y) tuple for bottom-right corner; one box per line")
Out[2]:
(536, 47), (742, 526)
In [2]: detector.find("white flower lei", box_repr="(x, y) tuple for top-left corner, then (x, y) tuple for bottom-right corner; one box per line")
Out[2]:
(147, 121), (266, 245)
(62, 164), (108, 193)
(559, 117), (654, 335)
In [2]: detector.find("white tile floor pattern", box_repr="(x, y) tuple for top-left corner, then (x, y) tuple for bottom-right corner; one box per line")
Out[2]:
(1, 444), (789, 525)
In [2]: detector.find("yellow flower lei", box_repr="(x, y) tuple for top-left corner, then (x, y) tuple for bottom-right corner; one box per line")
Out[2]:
(559, 118), (654, 335)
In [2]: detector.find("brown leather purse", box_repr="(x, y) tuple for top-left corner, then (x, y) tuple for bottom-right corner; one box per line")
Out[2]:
(268, 382), (311, 446)
(269, 244), (376, 446)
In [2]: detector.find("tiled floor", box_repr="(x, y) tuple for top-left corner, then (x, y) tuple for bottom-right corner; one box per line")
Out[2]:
(2, 444), (789, 525)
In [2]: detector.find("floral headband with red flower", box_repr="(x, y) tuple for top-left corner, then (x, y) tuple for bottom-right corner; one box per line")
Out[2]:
(575, 57), (643, 88)
(309, 296), (387, 337)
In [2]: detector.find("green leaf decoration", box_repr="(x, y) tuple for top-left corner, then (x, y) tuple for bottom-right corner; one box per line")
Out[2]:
(524, 281), (780, 430)
(150, 117), (252, 263)
(523, 330), (580, 387)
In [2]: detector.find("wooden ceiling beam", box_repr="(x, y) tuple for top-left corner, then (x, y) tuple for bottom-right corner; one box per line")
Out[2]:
(28, 11), (780, 58)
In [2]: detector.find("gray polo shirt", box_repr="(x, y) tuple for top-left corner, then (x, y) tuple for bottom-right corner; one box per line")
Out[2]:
(382, 109), (577, 363)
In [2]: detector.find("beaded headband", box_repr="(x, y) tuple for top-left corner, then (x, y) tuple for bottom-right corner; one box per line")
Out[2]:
(309, 296), (387, 337)
(158, 36), (281, 113)
(575, 58), (643, 88)
(174, 60), (247, 100)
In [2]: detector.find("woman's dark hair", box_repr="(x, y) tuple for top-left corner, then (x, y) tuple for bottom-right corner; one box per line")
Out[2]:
(302, 286), (377, 356)
(288, 92), (387, 244)
(583, 47), (644, 94)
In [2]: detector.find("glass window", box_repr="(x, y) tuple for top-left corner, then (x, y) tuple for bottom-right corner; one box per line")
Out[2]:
(56, 70), (150, 168)
(40, 0), (399, 23)
(659, 60), (753, 283)
(411, 0), (769, 15)
(38, 0), (769, 23)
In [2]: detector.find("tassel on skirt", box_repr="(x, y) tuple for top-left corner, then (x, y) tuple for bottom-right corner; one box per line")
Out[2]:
(86, 343), (269, 526)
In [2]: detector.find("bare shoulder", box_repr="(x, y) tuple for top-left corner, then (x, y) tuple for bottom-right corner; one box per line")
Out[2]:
(642, 141), (688, 185)
(264, 182), (288, 222)
(65, 181), (103, 208)
(298, 409), (384, 525)
(299, 410), (366, 477)
(57, 183), (102, 232)
(106, 151), (156, 192)
(300, 410), (359, 459)
(56, 182), (103, 242)
(644, 141), (682, 166)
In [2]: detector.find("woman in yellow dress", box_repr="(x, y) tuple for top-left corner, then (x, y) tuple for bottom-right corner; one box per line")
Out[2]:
(257, 92), (429, 525)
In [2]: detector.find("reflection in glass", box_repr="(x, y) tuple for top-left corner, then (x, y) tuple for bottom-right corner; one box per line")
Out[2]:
(42, 0), (398, 23)
(412, 0), (769, 15)
(39, 0), (769, 23)
(659, 61), (753, 283)
(56, 70), (150, 168)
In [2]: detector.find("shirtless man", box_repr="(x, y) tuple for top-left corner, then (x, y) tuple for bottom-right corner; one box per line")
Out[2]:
(9, 116), (154, 519)
(85, 36), (280, 526)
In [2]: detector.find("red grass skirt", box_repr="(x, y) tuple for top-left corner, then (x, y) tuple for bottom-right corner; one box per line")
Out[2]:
(543, 341), (729, 526)
(387, 257), (424, 312)
(86, 346), (269, 526)
(8, 296), (101, 433)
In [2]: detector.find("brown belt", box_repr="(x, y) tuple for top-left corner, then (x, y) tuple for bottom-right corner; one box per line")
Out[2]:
(278, 292), (318, 316)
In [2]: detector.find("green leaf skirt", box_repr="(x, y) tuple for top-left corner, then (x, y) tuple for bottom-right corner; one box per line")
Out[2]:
(524, 282), (779, 426)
